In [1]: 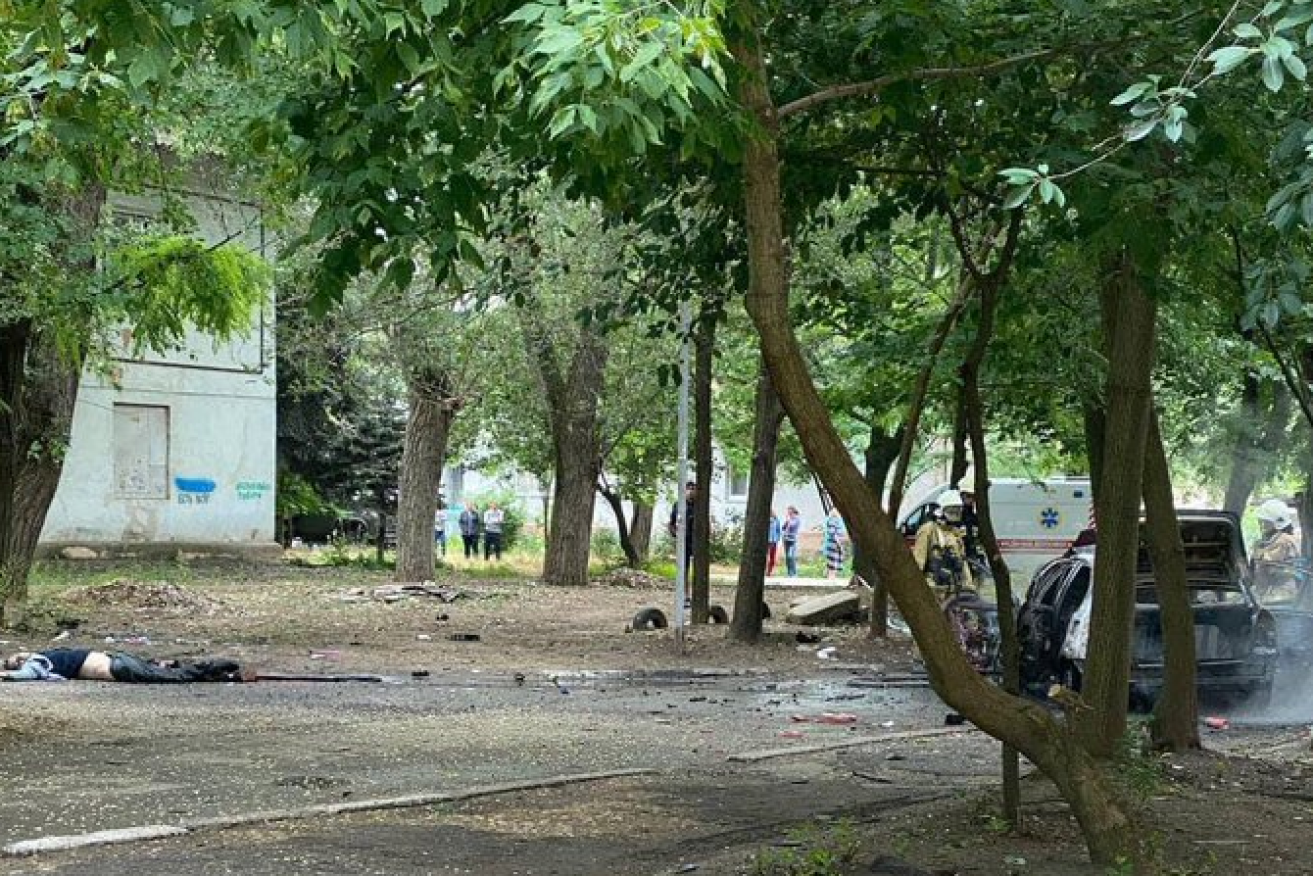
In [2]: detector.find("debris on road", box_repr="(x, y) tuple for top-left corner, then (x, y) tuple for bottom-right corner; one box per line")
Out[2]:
(785, 591), (863, 625)
(789, 712), (859, 724)
(341, 583), (464, 603)
(1205, 717), (1230, 731)
(69, 580), (219, 613)
(592, 568), (668, 589)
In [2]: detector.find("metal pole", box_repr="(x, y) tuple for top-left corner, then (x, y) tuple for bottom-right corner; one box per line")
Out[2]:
(674, 301), (692, 651)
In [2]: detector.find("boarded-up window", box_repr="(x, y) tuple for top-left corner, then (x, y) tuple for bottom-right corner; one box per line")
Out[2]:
(114, 405), (169, 498)
(728, 466), (749, 498)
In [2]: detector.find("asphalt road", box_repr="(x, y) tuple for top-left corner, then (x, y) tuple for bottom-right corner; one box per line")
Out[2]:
(0, 669), (982, 875)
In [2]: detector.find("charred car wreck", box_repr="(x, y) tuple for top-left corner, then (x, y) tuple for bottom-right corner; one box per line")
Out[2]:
(1018, 512), (1278, 709)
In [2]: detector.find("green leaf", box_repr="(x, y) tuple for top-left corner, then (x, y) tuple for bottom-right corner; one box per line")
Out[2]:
(1001, 183), (1035, 209)
(503, 3), (546, 25)
(620, 41), (665, 83)
(397, 42), (421, 74)
(1207, 45), (1254, 74)
(1284, 52), (1308, 78)
(1234, 22), (1264, 39)
(421, 0), (448, 16)
(1110, 81), (1151, 105)
(1262, 55), (1286, 90)
(1124, 118), (1158, 141)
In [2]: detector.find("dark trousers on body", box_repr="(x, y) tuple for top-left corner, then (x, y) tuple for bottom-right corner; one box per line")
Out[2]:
(462, 534), (479, 558)
(484, 532), (503, 560)
(109, 653), (241, 683)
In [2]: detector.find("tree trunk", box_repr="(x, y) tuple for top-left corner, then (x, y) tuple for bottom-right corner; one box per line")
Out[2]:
(949, 392), (970, 486)
(958, 232), (1024, 827)
(600, 484), (642, 568)
(1143, 409), (1200, 751)
(692, 315), (715, 622)
(860, 424), (903, 637)
(521, 312), (609, 587)
(887, 269), (975, 518)
(1223, 376), (1290, 517)
(730, 358), (784, 642)
(629, 501), (653, 563)
(0, 323), (80, 628)
(1078, 254), (1157, 759)
(394, 374), (458, 582)
(733, 29), (1143, 867)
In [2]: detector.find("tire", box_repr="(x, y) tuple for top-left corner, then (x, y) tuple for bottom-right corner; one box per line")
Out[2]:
(632, 607), (668, 630)
(708, 604), (729, 624)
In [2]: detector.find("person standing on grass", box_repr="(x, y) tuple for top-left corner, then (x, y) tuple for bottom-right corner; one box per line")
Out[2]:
(823, 508), (848, 579)
(434, 505), (447, 557)
(483, 502), (505, 561)
(781, 506), (802, 577)
(459, 503), (481, 559)
(766, 509), (782, 577)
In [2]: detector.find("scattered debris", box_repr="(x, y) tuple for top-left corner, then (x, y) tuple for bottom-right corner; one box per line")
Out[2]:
(786, 591), (863, 625)
(59, 546), (100, 560)
(790, 713), (858, 725)
(944, 713), (966, 726)
(816, 646), (838, 660)
(1205, 716), (1230, 731)
(779, 730), (805, 739)
(592, 568), (668, 589)
(368, 583), (463, 603)
(411, 670), (430, 678)
(68, 580), (219, 613)
(103, 635), (151, 646)
(449, 632), (481, 642)
(309, 650), (341, 661)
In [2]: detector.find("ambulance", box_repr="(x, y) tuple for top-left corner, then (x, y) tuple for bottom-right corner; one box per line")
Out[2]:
(899, 477), (1093, 584)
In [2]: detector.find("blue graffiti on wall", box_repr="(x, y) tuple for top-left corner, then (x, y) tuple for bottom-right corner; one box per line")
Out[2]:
(175, 477), (217, 506)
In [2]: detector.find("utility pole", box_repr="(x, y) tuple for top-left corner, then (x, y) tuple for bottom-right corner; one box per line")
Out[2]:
(673, 301), (692, 652)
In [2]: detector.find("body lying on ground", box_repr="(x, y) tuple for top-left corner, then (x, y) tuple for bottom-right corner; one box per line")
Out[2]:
(1, 648), (245, 683)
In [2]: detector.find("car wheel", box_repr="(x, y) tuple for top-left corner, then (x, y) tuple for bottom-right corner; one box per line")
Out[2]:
(632, 607), (668, 630)
(708, 604), (729, 624)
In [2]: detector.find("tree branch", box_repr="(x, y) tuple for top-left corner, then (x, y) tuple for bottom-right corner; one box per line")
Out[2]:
(777, 48), (1058, 119)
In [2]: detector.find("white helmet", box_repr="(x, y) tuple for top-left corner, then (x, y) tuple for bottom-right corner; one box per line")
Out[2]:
(1256, 499), (1294, 530)
(938, 489), (964, 509)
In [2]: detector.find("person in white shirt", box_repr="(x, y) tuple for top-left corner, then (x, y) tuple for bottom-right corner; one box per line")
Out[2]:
(483, 502), (505, 561)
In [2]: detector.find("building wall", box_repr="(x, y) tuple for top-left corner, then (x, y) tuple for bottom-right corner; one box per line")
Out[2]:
(38, 187), (276, 555)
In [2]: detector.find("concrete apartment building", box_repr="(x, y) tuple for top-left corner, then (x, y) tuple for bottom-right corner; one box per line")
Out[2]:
(38, 187), (278, 557)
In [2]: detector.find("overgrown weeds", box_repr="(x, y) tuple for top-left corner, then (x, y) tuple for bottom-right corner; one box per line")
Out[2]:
(749, 820), (860, 876)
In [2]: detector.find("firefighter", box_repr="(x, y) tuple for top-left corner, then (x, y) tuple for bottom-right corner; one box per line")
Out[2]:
(1252, 499), (1302, 603)
(913, 490), (974, 596)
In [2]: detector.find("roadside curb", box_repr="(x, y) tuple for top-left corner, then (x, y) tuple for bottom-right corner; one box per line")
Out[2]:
(727, 726), (977, 763)
(2, 768), (656, 858)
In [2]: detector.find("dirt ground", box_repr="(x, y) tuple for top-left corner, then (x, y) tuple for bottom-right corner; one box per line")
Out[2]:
(3, 557), (1313, 876)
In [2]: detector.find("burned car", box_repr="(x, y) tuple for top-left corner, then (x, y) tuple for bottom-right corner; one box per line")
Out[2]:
(1018, 512), (1278, 707)
(1252, 559), (1313, 668)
